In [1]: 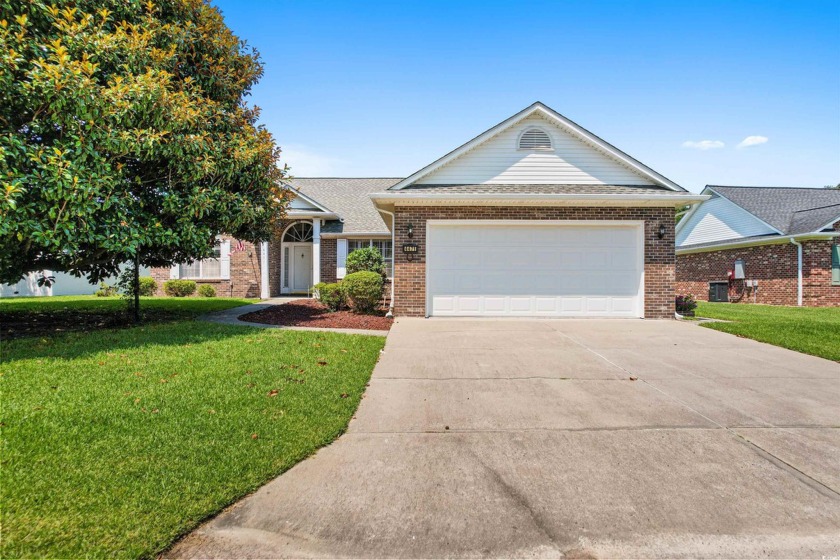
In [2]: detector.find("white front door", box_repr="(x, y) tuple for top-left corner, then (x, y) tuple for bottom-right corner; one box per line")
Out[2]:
(426, 221), (644, 318)
(291, 244), (313, 292)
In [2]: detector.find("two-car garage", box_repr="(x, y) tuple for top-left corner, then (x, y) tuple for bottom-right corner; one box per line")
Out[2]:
(425, 221), (644, 318)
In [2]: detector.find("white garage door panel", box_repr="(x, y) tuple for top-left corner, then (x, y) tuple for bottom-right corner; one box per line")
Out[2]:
(427, 223), (643, 317)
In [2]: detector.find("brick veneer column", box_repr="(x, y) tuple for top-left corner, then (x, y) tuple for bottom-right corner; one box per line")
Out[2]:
(320, 238), (338, 283)
(392, 206), (675, 319)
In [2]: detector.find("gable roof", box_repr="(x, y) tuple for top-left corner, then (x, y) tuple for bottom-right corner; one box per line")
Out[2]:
(707, 186), (840, 235)
(389, 101), (685, 192)
(286, 178), (401, 234)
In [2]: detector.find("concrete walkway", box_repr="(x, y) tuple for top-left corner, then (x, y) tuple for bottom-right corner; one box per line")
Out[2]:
(200, 297), (388, 336)
(168, 318), (840, 559)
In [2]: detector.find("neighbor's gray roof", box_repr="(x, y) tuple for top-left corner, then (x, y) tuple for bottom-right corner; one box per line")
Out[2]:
(286, 178), (401, 234)
(708, 186), (840, 235)
(400, 184), (681, 195)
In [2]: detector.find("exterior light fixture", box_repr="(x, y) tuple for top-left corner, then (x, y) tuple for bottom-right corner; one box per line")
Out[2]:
(657, 224), (666, 240)
(406, 222), (414, 238)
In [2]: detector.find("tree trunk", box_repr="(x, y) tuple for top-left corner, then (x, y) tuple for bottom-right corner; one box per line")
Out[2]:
(133, 257), (140, 324)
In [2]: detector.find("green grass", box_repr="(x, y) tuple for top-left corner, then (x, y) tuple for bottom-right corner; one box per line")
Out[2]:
(696, 302), (840, 362)
(1, 318), (386, 558)
(0, 295), (258, 339)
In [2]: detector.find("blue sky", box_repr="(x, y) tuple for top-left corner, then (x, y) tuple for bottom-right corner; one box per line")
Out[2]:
(214, 0), (840, 193)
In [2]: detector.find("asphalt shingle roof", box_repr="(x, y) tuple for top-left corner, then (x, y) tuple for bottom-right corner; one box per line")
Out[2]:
(708, 186), (840, 235)
(286, 178), (401, 234)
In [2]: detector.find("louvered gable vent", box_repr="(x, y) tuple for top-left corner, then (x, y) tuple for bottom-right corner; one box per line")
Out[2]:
(518, 128), (553, 150)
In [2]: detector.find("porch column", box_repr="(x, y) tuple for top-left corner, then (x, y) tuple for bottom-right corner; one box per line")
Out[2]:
(312, 218), (321, 286)
(259, 241), (269, 299)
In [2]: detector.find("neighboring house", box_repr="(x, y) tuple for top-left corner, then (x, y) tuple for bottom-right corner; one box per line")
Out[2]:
(1, 266), (151, 298)
(153, 102), (705, 317)
(676, 186), (840, 307)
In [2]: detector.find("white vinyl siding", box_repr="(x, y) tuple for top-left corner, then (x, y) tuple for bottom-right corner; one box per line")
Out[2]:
(426, 222), (644, 317)
(177, 240), (230, 280)
(347, 239), (393, 277)
(676, 196), (776, 247)
(418, 114), (655, 186)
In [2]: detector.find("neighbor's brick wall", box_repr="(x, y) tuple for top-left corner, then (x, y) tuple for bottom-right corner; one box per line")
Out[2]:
(675, 225), (840, 307)
(802, 220), (840, 307)
(150, 234), (263, 298)
(392, 206), (676, 319)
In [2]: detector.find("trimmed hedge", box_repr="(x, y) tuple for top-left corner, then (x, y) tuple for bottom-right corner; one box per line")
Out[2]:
(314, 282), (345, 311)
(346, 247), (384, 276)
(197, 284), (216, 298)
(163, 280), (197, 297)
(343, 271), (383, 313)
(138, 277), (157, 296)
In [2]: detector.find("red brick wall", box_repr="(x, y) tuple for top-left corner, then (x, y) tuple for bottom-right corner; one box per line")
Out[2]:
(320, 238), (337, 284)
(392, 206), (676, 319)
(150, 234), (263, 298)
(675, 234), (840, 307)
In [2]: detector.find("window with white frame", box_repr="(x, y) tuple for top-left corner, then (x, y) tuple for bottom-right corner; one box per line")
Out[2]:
(179, 243), (222, 279)
(348, 239), (393, 277)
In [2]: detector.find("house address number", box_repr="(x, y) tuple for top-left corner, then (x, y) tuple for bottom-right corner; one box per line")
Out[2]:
(402, 243), (419, 254)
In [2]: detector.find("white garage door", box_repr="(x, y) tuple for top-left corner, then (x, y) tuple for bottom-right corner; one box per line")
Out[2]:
(426, 221), (644, 317)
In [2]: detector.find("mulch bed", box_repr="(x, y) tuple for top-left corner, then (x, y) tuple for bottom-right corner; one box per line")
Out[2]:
(240, 298), (393, 331)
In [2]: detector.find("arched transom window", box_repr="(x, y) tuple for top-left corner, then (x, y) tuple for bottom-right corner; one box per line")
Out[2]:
(283, 222), (313, 242)
(518, 128), (553, 151)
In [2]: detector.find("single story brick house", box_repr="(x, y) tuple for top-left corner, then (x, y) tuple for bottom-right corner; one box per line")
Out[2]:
(675, 186), (840, 307)
(153, 102), (705, 318)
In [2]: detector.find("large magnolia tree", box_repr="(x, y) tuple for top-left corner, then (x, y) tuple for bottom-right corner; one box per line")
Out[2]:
(0, 0), (289, 288)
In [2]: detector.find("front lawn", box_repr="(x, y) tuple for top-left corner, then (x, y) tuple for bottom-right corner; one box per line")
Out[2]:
(696, 302), (840, 362)
(0, 295), (257, 339)
(1, 319), (385, 558)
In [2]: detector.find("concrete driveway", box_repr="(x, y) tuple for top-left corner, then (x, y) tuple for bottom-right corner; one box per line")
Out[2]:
(168, 319), (840, 559)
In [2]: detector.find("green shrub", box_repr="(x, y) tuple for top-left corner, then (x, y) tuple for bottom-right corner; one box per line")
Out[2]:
(163, 279), (197, 297)
(346, 247), (385, 275)
(343, 271), (383, 313)
(197, 284), (216, 298)
(94, 282), (117, 297)
(138, 277), (157, 296)
(314, 282), (345, 311)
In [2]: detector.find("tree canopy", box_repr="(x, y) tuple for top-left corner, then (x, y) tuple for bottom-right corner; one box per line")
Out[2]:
(0, 0), (289, 284)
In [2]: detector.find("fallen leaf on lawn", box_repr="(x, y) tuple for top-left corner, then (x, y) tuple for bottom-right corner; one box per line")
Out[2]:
(629, 376), (638, 381)
(246, 382), (255, 388)
(159, 378), (168, 383)
(268, 389), (279, 397)
(340, 349), (348, 353)
(208, 409), (216, 414)
(251, 433), (259, 439)
(313, 343), (321, 347)
(134, 372), (143, 377)
(340, 393), (349, 398)
(318, 361), (328, 366)
(98, 361), (105, 366)
(151, 409), (159, 414)
(134, 398), (141, 404)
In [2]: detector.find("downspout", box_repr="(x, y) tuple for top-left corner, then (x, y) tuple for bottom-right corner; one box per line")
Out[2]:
(377, 208), (396, 318)
(790, 238), (803, 306)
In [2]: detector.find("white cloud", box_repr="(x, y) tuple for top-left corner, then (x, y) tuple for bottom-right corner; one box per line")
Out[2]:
(279, 145), (346, 176)
(736, 135), (769, 149)
(681, 140), (725, 150)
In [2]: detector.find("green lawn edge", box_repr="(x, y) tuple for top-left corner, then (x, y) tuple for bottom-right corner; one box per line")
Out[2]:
(695, 302), (840, 362)
(1, 304), (386, 558)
